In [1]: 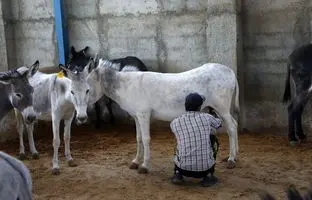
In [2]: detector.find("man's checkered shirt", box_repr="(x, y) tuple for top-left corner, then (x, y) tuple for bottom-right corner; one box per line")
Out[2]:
(170, 111), (222, 172)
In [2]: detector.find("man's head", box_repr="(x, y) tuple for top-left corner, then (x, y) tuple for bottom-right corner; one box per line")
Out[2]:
(185, 93), (206, 111)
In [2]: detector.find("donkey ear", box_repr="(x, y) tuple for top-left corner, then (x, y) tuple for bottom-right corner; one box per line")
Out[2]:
(27, 60), (39, 77)
(287, 187), (303, 200)
(94, 53), (99, 61)
(58, 64), (68, 72)
(0, 74), (11, 85)
(71, 46), (76, 55)
(84, 58), (95, 74)
(82, 46), (89, 55)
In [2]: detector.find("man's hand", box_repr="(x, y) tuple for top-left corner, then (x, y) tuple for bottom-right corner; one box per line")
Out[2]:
(211, 111), (218, 118)
(208, 107), (219, 118)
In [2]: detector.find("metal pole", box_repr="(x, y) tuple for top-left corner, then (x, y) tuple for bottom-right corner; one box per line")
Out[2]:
(54, 0), (69, 65)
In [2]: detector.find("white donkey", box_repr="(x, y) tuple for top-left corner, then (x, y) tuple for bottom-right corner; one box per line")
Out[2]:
(0, 151), (33, 200)
(15, 68), (91, 175)
(61, 59), (240, 173)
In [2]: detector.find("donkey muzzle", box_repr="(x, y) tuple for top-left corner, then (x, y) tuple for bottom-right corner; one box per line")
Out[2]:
(26, 115), (36, 124)
(22, 106), (37, 124)
(76, 115), (88, 125)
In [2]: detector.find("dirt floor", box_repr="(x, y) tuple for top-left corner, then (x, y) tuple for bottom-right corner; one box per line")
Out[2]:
(1, 124), (312, 200)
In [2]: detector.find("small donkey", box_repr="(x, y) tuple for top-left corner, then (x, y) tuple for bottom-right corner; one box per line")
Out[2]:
(67, 46), (148, 128)
(0, 61), (39, 123)
(15, 66), (92, 174)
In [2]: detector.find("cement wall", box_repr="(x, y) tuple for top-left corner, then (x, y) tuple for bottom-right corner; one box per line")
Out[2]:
(64, 0), (214, 73)
(0, 0), (311, 141)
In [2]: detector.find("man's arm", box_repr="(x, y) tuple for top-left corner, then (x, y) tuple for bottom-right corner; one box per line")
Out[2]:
(170, 120), (176, 131)
(208, 114), (222, 129)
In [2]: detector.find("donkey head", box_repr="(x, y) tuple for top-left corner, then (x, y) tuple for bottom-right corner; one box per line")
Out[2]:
(0, 60), (39, 124)
(67, 46), (91, 72)
(59, 58), (96, 125)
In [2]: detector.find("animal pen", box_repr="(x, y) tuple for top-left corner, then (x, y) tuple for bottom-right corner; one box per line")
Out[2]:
(0, 0), (312, 200)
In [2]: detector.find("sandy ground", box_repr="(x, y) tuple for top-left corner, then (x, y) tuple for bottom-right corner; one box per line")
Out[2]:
(1, 124), (312, 200)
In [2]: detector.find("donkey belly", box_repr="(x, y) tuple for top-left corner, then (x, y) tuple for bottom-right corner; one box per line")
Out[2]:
(35, 102), (74, 121)
(36, 112), (52, 121)
(151, 110), (186, 122)
(151, 104), (187, 121)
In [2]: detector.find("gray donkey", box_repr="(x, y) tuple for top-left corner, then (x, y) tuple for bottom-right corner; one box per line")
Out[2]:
(0, 61), (39, 123)
(62, 58), (239, 173)
(0, 62), (39, 199)
(0, 151), (33, 200)
(67, 46), (148, 128)
(15, 65), (92, 175)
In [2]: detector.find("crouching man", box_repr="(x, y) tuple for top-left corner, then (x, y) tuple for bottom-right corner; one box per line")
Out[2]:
(170, 92), (222, 187)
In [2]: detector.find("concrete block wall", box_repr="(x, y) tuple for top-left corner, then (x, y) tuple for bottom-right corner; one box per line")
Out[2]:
(2, 0), (56, 69)
(242, 0), (312, 131)
(64, 0), (215, 73)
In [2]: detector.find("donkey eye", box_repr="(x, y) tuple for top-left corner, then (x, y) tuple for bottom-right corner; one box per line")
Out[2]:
(15, 93), (22, 99)
(86, 89), (89, 94)
(71, 91), (75, 95)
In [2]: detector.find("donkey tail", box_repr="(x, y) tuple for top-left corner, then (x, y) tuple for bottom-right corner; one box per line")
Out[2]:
(0, 151), (33, 199)
(283, 62), (291, 103)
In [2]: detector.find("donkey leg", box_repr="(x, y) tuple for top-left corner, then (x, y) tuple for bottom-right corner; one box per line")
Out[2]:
(64, 114), (77, 167)
(220, 112), (238, 169)
(287, 102), (298, 144)
(51, 114), (61, 175)
(94, 101), (102, 129)
(136, 112), (151, 174)
(107, 98), (115, 125)
(130, 116), (143, 170)
(295, 96), (309, 141)
(25, 123), (39, 159)
(232, 116), (239, 154)
(16, 111), (26, 160)
(288, 94), (308, 144)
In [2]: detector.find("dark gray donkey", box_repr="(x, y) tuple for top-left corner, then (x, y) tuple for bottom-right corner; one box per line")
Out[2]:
(260, 185), (312, 200)
(66, 46), (148, 128)
(0, 61), (39, 123)
(0, 151), (33, 200)
(283, 44), (312, 145)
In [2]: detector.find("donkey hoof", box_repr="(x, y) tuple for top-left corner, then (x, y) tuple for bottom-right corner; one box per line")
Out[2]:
(138, 167), (149, 174)
(95, 122), (101, 129)
(68, 160), (78, 167)
(52, 168), (60, 175)
(222, 156), (229, 162)
(226, 160), (236, 169)
(32, 153), (39, 160)
(299, 135), (307, 141)
(289, 141), (299, 146)
(129, 162), (139, 170)
(18, 153), (26, 160)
